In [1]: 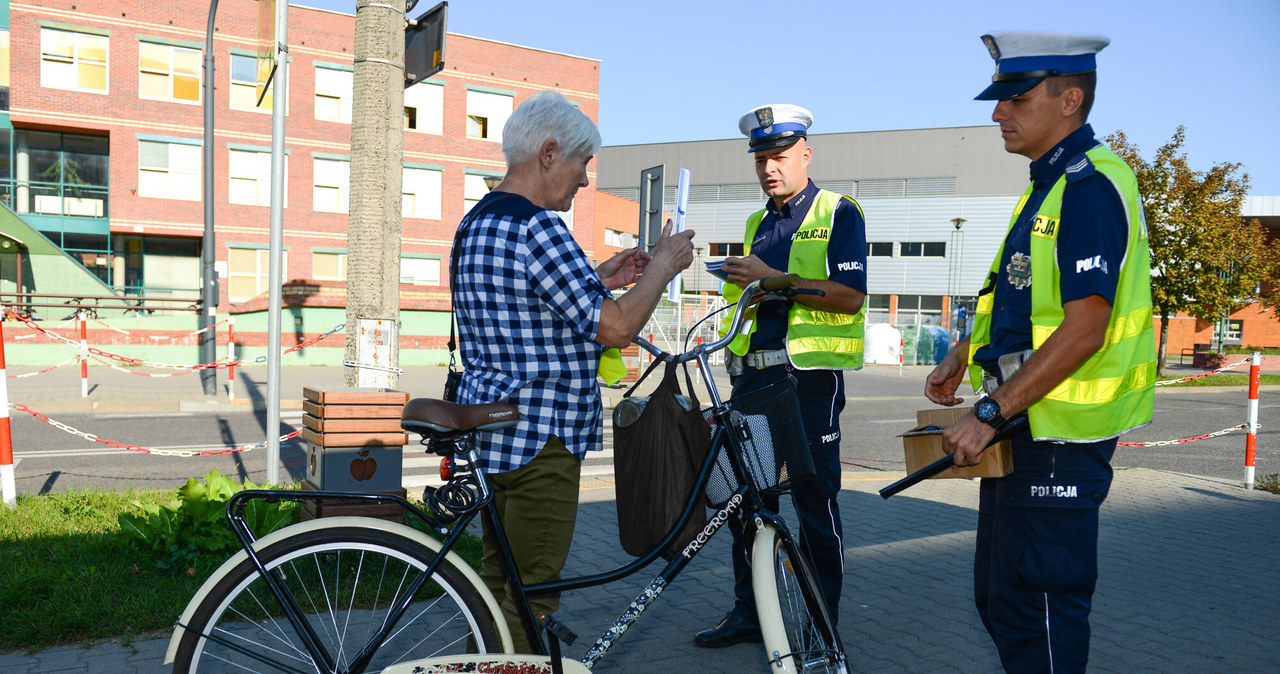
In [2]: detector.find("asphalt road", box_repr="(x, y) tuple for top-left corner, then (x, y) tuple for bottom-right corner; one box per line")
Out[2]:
(8, 366), (1276, 496)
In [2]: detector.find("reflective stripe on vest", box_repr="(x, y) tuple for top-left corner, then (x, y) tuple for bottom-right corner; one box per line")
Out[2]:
(720, 190), (865, 370)
(967, 145), (1156, 441)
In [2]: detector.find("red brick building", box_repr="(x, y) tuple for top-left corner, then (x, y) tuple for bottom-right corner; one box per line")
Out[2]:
(2, 0), (604, 313)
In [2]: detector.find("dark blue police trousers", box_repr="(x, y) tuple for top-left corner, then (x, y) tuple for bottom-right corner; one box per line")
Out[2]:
(727, 365), (846, 623)
(976, 429), (1116, 673)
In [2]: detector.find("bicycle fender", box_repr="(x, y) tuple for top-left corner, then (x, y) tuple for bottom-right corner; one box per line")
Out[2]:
(750, 524), (796, 673)
(164, 516), (513, 664)
(380, 654), (591, 674)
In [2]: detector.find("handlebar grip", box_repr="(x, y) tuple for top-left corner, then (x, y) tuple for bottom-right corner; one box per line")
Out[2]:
(759, 274), (801, 291)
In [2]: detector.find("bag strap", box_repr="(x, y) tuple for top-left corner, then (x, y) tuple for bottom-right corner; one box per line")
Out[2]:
(623, 355), (668, 398)
(448, 192), (519, 371)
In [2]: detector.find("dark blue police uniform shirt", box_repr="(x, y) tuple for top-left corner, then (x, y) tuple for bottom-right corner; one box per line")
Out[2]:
(748, 180), (868, 351)
(974, 124), (1129, 374)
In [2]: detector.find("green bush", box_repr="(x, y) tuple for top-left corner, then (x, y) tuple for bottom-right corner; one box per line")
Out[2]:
(118, 468), (298, 570)
(1224, 346), (1280, 355)
(1256, 473), (1280, 495)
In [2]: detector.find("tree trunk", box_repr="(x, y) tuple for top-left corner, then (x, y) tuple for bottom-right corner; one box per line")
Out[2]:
(344, 0), (406, 387)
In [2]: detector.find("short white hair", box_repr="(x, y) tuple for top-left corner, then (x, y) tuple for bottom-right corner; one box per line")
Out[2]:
(502, 90), (602, 167)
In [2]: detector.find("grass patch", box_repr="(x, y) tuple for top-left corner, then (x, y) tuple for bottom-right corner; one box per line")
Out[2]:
(1157, 373), (1280, 387)
(1256, 474), (1280, 495)
(0, 486), (483, 653)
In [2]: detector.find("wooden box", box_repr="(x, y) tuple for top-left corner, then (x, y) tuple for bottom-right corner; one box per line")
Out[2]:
(299, 480), (406, 523)
(901, 407), (1013, 479)
(302, 386), (408, 492)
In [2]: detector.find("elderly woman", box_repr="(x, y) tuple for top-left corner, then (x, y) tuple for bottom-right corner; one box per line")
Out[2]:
(452, 89), (694, 652)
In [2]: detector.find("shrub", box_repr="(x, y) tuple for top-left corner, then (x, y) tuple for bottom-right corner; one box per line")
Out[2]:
(118, 468), (298, 570)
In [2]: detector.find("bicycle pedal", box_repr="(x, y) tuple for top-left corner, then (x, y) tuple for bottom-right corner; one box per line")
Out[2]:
(538, 612), (578, 645)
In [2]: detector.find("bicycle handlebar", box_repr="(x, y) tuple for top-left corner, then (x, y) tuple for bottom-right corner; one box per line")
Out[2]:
(632, 274), (823, 364)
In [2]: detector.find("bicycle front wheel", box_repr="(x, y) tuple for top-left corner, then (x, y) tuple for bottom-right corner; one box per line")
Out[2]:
(753, 523), (847, 673)
(172, 517), (505, 673)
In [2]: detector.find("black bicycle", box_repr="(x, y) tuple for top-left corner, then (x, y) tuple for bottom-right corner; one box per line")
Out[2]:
(165, 274), (847, 674)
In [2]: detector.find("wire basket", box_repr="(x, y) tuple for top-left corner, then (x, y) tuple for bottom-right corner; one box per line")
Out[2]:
(704, 376), (814, 508)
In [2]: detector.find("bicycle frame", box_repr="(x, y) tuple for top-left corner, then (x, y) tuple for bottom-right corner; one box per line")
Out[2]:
(192, 276), (824, 672)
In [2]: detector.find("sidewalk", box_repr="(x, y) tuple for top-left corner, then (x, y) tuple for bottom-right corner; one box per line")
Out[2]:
(2, 468), (1277, 672)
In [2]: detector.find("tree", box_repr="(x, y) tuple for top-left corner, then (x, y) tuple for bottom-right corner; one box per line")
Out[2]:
(1105, 126), (1275, 375)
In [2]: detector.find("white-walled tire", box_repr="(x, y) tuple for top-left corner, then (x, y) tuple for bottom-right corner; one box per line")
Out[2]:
(753, 524), (847, 673)
(170, 517), (506, 673)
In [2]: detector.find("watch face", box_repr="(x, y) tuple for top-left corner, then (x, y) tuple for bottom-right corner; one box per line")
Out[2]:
(976, 399), (997, 421)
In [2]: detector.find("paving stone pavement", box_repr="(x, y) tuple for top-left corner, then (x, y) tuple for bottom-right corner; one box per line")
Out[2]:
(3, 467), (1278, 672)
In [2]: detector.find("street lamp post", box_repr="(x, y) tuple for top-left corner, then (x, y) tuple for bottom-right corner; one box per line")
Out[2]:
(949, 217), (966, 334)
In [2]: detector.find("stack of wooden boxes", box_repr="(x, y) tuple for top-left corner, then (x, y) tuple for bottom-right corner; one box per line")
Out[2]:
(300, 386), (409, 522)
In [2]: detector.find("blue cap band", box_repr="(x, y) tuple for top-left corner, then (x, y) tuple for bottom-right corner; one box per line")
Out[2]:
(995, 53), (1097, 80)
(750, 122), (808, 141)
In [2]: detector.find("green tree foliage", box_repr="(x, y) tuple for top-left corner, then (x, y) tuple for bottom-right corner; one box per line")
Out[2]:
(1105, 126), (1277, 375)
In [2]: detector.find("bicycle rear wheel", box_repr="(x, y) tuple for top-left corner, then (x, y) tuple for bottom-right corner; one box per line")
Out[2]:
(171, 517), (505, 673)
(753, 524), (847, 673)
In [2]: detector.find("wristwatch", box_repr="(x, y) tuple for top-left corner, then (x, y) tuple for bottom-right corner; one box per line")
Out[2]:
(974, 397), (1007, 430)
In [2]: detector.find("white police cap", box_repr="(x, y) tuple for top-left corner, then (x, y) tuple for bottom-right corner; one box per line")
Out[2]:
(738, 103), (813, 153)
(976, 31), (1110, 101)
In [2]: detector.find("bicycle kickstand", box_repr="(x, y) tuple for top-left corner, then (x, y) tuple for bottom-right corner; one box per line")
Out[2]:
(538, 612), (578, 674)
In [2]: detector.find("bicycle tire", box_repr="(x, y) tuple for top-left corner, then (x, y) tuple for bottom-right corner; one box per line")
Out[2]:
(170, 517), (506, 673)
(753, 524), (847, 673)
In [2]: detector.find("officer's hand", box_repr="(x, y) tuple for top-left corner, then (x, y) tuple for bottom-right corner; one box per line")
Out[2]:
(722, 255), (780, 287)
(925, 350), (967, 406)
(650, 222), (695, 280)
(942, 412), (996, 470)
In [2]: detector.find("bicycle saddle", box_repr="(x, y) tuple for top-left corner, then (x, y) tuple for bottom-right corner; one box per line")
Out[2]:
(401, 398), (520, 437)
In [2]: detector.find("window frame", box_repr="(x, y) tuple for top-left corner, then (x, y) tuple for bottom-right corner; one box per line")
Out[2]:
(312, 156), (350, 213)
(314, 64), (353, 124)
(40, 27), (109, 94)
(138, 40), (201, 104)
(137, 139), (201, 201)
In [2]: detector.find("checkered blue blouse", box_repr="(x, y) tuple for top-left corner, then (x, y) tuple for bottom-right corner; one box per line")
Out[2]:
(454, 192), (609, 473)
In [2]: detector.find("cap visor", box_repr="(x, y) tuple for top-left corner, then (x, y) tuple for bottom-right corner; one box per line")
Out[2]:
(747, 134), (804, 153)
(974, 77), (1044, 101)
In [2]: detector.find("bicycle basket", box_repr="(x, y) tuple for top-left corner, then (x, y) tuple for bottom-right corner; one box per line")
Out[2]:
(704, 376), (814, 508)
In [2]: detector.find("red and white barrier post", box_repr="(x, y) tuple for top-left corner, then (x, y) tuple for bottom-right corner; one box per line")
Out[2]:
(1245, 351), (1261, 489)
(1, 318), (16, 507)
(79, 309), (88, 397)
(227, 317), (237, 402)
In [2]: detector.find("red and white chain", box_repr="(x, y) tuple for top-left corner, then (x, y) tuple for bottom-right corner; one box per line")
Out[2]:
(1118, 423), (1250, 447)
(1154, 357), (1252, 386)
(8, 402), (303, 457)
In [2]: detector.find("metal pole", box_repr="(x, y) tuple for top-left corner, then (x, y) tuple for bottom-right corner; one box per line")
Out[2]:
(0, 318), (15, 508)
(200, 0), (220, 395)
(265, 0), (289, 485)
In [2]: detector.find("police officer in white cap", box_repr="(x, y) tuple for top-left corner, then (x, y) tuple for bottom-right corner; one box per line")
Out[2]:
(925, 32), (1155, 673)
(695, 105), (868, 648)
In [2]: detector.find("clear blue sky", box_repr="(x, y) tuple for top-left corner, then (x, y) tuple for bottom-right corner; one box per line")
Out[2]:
(299, 0), (1280, 195)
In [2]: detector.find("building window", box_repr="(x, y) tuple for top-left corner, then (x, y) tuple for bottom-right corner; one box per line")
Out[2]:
(465, 90), (513, 141)
(404, 80), (444, 134)
(313, 157), (349, 212)
(229, 53), (276, 112)
(138, 140), (200, 201)
(867, 241), (893, 257)
(402, 167), (442, 219)
(463, 173), (492, 213)
(229, 149), (286, 206)
(864, 294), (892, 323)
(312, 250), (346, 280)
(227, 246), (285, 303)
(900, 242), (946, 257)
(604, 229), (636, 248)
(41, 28), (107, 93)
(314, 65), (353, 123)
(401, 257), (441, 285)
(15, 130), (110, 218)
(709, 242), (745, 257)
(139, 41), (200, 103)
(896, 294), (945, 326)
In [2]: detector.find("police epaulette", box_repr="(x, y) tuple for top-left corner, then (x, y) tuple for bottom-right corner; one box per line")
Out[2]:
(1064, 154), (1096, 183)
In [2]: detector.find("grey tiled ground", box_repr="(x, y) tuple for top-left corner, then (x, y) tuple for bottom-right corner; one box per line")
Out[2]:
(6, 468), (1275, 672)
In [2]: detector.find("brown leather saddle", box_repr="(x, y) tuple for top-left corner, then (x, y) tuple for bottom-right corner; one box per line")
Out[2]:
(401, 398), (520, 438)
